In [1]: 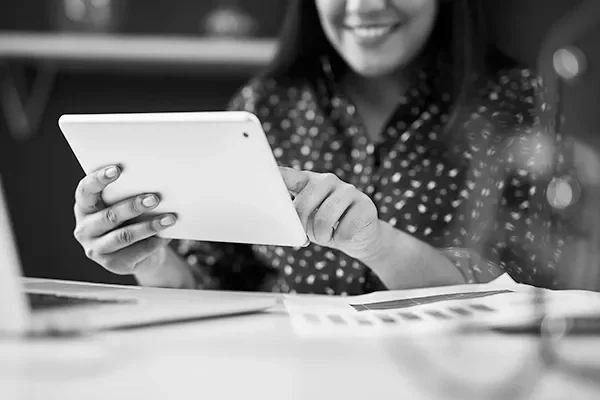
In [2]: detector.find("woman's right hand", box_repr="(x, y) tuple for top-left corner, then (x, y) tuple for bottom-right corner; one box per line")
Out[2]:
(73, 165), (177, 276)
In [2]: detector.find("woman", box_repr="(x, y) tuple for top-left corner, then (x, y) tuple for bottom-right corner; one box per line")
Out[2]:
(72, 0), (563, 294)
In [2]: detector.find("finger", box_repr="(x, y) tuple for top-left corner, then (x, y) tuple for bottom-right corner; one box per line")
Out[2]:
(75, 165), (120, 215)
(84, 193), (160, 238)
(279, 166), (311, 197)
(95, 214), (177, 254)
(100, 237), (170, 275)
(333, 201), (378, 246)
(311, 187), (355, 244)
(293, 177), (336, 231)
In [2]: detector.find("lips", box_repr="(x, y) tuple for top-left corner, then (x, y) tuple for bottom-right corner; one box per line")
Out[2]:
(343, 22), (403, 46)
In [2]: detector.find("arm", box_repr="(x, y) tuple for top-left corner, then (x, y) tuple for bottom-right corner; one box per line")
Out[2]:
(359, 221), (467, 289)
(358, 174), (525, 290)
(362, 67), (542, 290)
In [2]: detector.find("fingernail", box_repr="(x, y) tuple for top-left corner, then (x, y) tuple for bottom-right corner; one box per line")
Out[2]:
(160, 215), (176, 227)
(142, 195), (158, 208)
(105, 166), (119, 179)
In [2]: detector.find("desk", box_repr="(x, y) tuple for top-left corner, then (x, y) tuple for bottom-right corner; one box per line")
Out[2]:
(1, 295), (600, 400)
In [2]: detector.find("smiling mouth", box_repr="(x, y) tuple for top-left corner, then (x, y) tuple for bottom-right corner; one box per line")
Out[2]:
(343, 23), (403, 43)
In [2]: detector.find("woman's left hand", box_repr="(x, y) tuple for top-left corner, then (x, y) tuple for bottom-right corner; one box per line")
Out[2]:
(279, 167), (382, 260)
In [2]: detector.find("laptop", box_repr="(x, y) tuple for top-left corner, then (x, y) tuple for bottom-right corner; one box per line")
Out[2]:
(0, 173), (277, 337)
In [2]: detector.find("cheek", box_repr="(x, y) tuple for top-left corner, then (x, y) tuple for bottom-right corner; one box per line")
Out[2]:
(315, 0), (345, 47)
(375, 0), (438, 69)
(390, 0), (436, 14)
(398, 1), (437, 50)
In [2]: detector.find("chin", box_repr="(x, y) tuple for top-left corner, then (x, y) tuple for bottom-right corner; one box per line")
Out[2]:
(350, 60), (403, 78)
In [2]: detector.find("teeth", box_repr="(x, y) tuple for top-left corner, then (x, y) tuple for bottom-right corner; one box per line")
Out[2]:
(352, 26), (392, 39)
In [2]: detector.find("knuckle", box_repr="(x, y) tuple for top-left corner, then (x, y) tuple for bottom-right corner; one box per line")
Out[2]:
(149, 219), (162, 232)
(84, 246), (96, 260)
(324, 197), (342, 214)
(303, 179), (318, 196)
(118, 228), (133, 245)
(93, 170), (105, 185)
(341, 182), (356, 193)
(76, 182), (88, 199)
(104, 208), (119, 225)
(357, 191), (372, 203)
(92, 199), (104, 213)
(73, 226), (85, 241)
(322, 173), (339, 185)
(129, 198), (143, 214)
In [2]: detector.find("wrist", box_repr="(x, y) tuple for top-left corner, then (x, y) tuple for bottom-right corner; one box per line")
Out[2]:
(134, 245), (196, 289)
(358, 221), (465, 289)
(133, 245), (170, 280)
(358, 220), (394, 267)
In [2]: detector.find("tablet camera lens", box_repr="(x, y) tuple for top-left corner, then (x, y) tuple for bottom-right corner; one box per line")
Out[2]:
(243, 132), (249, 138)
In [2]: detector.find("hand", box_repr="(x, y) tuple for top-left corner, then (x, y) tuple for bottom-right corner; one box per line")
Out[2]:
(73, 165), (177, 275)
(279, 167), (382, 260)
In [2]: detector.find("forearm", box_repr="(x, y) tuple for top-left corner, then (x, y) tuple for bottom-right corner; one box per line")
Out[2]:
(360, 221), (466, 290)
(134, 245), (196, 289)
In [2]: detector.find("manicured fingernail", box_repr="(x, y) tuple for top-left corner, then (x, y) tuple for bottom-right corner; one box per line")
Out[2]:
(142, 195), (158, 208)
(105, 166), (119, 179)
(160, 215), (176, 227)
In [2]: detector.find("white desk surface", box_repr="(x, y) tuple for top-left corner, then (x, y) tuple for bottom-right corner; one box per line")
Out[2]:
(1, 290), (600, 400)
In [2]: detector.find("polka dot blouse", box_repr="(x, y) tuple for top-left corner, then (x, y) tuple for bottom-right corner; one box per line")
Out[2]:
(171, 60), (572, 295)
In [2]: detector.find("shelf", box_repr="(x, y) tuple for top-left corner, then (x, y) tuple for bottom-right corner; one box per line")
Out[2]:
(0, 32), (277, 69)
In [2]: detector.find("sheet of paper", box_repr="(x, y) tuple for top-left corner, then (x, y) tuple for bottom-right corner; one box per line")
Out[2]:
(283, 281), (600, 337)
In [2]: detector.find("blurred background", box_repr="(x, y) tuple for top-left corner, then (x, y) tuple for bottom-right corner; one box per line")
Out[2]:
(0, 0), (287, 285)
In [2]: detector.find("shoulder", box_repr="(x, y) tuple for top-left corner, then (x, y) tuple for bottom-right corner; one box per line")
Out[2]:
(456, 67), (548, 183)
(458, 67), (539, 150)
(472, 66), (538, 127)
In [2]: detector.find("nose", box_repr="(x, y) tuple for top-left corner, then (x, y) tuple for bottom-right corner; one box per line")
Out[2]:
(346, 0), (388, 14)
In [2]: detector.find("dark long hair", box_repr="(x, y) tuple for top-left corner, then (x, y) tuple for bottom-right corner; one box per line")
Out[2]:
(262, 0), (513, 129)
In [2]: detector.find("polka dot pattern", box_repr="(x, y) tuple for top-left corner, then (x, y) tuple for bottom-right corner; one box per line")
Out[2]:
(171, 63), (568, 294)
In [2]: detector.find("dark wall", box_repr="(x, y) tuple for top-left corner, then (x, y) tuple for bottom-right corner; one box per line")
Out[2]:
(484, 0), (587, 68)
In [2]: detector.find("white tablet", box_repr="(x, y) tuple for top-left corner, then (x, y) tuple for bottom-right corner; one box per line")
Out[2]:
(59, 111), (309, 247)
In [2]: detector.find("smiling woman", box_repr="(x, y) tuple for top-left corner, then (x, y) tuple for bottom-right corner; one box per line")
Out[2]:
(71, 0), (574, 296)
(314, 0), (437, 76)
